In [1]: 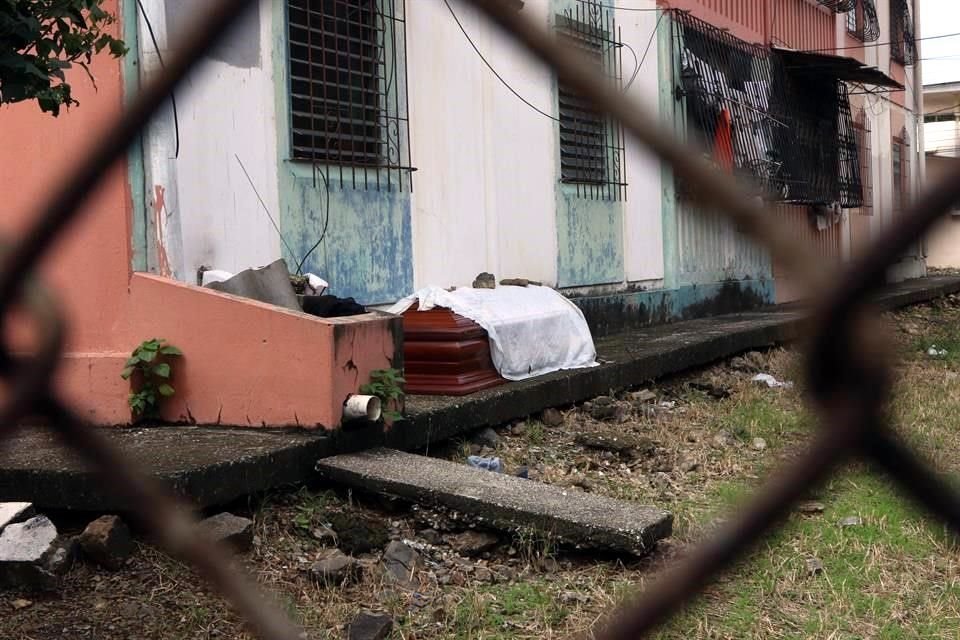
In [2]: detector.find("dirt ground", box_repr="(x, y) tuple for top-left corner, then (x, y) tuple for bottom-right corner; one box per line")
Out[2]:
(6, 297), (960, 639)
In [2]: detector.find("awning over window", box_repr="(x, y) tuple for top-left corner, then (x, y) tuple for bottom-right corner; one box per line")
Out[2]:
(773, 48), (904, 90)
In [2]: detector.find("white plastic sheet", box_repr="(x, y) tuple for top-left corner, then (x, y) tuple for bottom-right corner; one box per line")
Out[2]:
(388, 285), (598, 381)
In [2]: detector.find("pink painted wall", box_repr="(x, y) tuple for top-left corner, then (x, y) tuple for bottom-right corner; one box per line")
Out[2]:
(660, 0), (836, 48)
(0, 0), (397, 428)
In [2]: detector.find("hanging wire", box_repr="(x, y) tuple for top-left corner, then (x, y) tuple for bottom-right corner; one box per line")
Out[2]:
(135, 0), (180, 158)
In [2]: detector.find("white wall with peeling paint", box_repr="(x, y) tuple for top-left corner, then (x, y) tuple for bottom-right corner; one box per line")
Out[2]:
(137, 0), (282, 282)
(406, 0), (664, 290)
(136, 0), (665, 297)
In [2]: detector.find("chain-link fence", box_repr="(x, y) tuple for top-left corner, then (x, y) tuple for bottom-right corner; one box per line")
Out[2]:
(3, 1), (956, 638)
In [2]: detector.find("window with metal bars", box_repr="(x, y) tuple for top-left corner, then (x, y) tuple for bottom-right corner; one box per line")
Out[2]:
(555, 1), (626, 201)
(816, 0), (856, 12)
(892, 127), (910, 216)
(672, 11), (864, 208)
(846, 0), (880, 42)
(889, 0), (916, 66)
(286, 0), (414, 191)
(852, 108), (873, 215)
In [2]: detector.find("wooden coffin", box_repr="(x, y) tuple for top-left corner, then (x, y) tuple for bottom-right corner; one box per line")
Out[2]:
(402, 307), (506, 395)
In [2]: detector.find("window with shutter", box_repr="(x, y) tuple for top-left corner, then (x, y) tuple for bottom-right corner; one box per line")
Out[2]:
(286, 0), (414, 190)
(555, 2), (626, 201)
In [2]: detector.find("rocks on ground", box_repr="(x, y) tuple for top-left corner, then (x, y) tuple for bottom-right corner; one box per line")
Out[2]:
(446, 530), (499, 557)
(78, 515), (134, 570)
(382, 540), (421, 587)
(574, 430), (655, 460)
(582, 396), (631, 423)
(729, 351), (767, 373)
(347, 611), (393, 640)
(0, 515), (75, 591)
(328, 511), (389, 554)
(0, 502), (34, 534)
(540, 408), (564, 427)
(197, 512), (254, 552)
(470, 427), (501, 449)
(309, 549), (357, 586)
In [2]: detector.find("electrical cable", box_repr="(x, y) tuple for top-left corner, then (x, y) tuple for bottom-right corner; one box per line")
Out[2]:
(135, 0), (180, 159)
(443, 0), (560, 122)
(234, 154), (298, 267)
(624, 9), (666, 91)
(296, 166), (332, 276)
(803, 30), (960, 53)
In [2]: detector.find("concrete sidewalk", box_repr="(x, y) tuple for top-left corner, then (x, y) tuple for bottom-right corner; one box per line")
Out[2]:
(3, 275), (958, 510)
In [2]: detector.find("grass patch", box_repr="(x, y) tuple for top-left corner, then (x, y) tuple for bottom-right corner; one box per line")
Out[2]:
(453, 583), (570, 639)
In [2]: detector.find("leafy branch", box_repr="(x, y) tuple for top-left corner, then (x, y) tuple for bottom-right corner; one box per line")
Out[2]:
(1, 1), (127, 115)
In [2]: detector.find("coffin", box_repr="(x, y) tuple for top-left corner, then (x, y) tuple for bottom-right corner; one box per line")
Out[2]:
(402, 307), (506, 395)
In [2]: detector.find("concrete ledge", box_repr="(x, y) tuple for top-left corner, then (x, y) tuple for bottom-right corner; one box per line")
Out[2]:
(317, 449), (673, 555)
(3, 276), (959, 510)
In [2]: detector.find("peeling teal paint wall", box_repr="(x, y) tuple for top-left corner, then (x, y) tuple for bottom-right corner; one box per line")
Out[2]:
(282, 170), (413, 303)
(571, 278), (776, 337)
(658, 12), (679, 290)
(271, 2), (413, 305)
(552, 0), (625, 288)
(122, 0), (147, 272)
(556, 190), (624, 286)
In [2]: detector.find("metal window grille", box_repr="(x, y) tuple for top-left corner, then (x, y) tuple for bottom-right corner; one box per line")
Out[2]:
(556, 0), (627, 201)
(672, 11), (863, 208)
(816, 0), (856, 12)
(852, 108), (873, 215)
(847, 0), (881, 42)
(890, 0), (916, 65)
(287, 0), (415, 191)
(893, 126), (911, 216)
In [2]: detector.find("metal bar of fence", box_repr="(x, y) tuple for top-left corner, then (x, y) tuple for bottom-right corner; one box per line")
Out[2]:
(1, 0), (960, 638)
(0, 1), (304, 638)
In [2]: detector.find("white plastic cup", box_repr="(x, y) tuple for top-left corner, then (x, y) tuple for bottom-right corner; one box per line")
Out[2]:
(343, 394), (382, 422)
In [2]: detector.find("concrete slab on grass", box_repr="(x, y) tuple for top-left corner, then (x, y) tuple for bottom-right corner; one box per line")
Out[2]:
(317, 448), (673, 556)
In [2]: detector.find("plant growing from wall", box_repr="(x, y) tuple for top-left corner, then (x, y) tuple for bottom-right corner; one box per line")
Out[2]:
(360, 368), (405, 424)
(121, 338), (182, 420)
(1, 1), (127, 115)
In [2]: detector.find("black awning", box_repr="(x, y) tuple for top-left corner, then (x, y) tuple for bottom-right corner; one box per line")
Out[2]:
(773, 47), (904, 90)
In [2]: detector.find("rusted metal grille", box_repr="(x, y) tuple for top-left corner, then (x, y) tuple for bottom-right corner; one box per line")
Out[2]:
(5, 1), (957, 639)
(852, 107), (874, 216)
(815, 0), (856, 12)
(556, 0), (626, 201)
(890, 0), (916, 66)
(673, 11), (863, 207)
(846, 0), (881, 42)
(286, 0), (415, 191)
(893, 126), (911, 217)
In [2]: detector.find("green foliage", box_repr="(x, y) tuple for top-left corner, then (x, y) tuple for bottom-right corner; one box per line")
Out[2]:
(0, 1), (127, 115)
(359, 367), (406, 422)
(121, 338), (182, 420)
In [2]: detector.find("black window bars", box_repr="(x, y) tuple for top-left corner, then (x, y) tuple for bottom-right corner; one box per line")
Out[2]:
(286, 0), (415, 192)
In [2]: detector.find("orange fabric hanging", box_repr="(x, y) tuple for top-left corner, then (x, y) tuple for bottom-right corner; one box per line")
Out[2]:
(713, 108), (734, 173)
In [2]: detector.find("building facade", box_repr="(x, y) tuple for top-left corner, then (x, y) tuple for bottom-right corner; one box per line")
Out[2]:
(0, 0), (925, 426)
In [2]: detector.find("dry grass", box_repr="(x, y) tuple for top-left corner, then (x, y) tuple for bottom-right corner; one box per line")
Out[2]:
(8, 298), (960, 639)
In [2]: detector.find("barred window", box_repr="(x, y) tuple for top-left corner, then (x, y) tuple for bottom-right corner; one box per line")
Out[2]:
(555, 1), (626, 201)
(892, 127), (910, 216)
(852, 109), (873, 215)
(286, 0), (414, 190)
(889, 0), (916, 65)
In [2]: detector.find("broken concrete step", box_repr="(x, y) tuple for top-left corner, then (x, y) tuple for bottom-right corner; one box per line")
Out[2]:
(316, 449), (672, 556)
